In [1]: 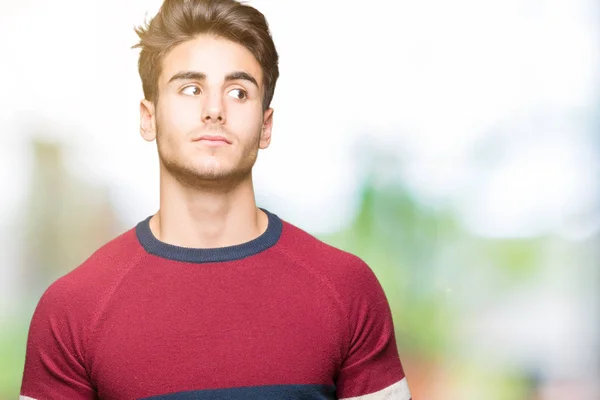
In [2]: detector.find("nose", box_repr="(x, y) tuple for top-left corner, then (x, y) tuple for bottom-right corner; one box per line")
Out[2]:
(202, 92), (225, 123)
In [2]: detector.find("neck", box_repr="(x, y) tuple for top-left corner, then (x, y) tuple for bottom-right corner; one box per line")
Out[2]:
(150, 170), (268, 249)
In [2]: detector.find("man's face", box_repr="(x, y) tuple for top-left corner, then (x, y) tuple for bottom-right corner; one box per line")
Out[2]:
(140, 35), (273, 186)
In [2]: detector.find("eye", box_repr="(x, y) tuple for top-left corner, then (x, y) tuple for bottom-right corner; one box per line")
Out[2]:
(181, 85), (202, 96)
(228, 88), (247, 100)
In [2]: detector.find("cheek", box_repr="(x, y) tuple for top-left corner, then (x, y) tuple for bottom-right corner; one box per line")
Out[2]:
(158, 98), (200, 135)
(228, 104), (264, 135)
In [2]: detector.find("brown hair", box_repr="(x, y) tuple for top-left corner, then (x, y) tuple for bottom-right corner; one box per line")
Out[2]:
(132, 0), (279, 110)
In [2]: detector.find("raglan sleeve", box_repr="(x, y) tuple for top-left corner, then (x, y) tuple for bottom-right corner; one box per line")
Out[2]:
(20, 278), (96, 400)
(335, 258), (411, 400)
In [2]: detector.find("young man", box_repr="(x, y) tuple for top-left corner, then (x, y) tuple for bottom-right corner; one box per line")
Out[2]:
(20, 1), (411, 399)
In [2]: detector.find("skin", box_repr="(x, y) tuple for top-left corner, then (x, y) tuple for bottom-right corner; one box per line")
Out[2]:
(139, 34), (274, 249)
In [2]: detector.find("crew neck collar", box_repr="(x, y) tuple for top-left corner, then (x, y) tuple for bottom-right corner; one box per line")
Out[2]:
(135, 208), (282, 263)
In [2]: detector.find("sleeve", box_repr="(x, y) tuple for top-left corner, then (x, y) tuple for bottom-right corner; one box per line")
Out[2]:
(20, 279), (97, 400)
(335, 260), (411, 400)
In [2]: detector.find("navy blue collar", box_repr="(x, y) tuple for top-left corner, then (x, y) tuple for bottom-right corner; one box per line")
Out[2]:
(135, 208), (282, 263)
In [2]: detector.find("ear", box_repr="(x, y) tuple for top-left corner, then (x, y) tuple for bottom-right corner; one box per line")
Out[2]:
(140, 99), (157, 142)
(259, 108), (274, 150)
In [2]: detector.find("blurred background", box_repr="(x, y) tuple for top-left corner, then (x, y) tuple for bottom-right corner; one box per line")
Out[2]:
(0, 0), (598, 398)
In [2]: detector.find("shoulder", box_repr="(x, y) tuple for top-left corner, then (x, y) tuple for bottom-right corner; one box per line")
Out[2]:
(277, 219), (369, 268)
(22, 226), (145, 395)
(275, 219), (386, 305)
(35, 226), (144, 321)
(275, 219), (404, 388)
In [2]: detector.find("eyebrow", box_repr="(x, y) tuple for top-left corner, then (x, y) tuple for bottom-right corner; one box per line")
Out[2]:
(168, 70), (259, 87)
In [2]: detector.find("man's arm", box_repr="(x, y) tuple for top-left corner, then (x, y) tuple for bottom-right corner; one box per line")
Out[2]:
(335, 259), (411, 400)
(21, 278), (96, 399)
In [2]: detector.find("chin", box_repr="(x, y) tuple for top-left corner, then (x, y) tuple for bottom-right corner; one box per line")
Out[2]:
(187, 164), (251, 184)
(191, 161), (231, 179)
(162, 155), (253, 186)
(193, 170), (231, 181)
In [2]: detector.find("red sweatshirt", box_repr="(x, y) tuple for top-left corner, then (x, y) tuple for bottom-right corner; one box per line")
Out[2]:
(20, 209), (410, 400)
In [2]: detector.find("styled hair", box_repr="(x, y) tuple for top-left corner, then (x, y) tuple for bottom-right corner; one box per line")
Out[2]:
(132, 0), (279, 110)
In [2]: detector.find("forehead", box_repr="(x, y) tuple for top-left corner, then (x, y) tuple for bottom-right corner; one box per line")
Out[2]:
(160, 35), (263, 87)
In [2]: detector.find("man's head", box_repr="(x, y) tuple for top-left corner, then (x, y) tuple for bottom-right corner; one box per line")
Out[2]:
(132, 0), (279, 186)
(134, 0), (279, 111)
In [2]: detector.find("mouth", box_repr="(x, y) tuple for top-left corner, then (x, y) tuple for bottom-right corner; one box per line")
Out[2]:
(193, 135), (232, 145)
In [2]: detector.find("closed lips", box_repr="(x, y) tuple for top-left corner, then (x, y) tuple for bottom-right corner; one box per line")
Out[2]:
(195, 135), (231, 144)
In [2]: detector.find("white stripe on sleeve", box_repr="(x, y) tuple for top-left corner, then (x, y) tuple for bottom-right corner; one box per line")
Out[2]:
(339, 377), (411, 400)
